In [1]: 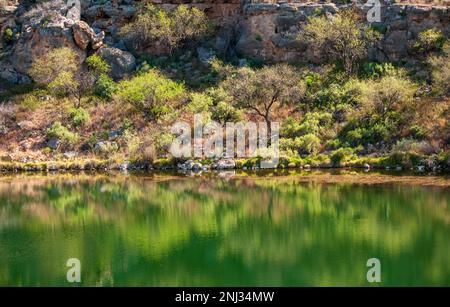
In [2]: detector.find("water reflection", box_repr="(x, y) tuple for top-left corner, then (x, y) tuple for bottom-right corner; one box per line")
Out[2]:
(0, 172), (449, 286)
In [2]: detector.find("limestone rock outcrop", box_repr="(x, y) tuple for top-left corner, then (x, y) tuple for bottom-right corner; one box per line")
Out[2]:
(72, 20), (104, 50)
(0, 0), (104, 83)
(98, 47), (136, 79)
(236, 2), (450, 62)
(0, 0), (449, 84)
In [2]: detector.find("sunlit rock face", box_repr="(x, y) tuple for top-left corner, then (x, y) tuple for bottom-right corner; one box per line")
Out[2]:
(0, 0), (101, 83)
(0, 0), (449, 83)
(236, 1), (450, 62)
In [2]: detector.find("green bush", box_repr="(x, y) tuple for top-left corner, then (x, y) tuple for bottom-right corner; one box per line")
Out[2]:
(325, 139), (341, 150)
(86, 54), (111, 76)
(428, 43), (450, 95)
(297, 134), (321, 155)
(46, 122), (79, 145)
(410, 125), (427, 140)
(94, 74), (116, 99)
(413, 28), (446, 54)
(207, 87), (242, 123)
(340, 122), (391, 148)
(153, 158), (173, 169)
(361, 62), (395, 78)
(94, 141), (119, 157)
(330, 147), (355, 166)
(3, 28), (13, 43)
(436, 151), (450, 170)
(281, 113), (332, 139)
(298, 9), (380, 75)
(67, 107), (90, 127)
(388, 139), (433, 167)
(120, 4), (211, 54)
(388, 151), (423, 168)
(187, 92), (213, 114)
(117, 70), (186, 119)
(19, 93), (41, 111)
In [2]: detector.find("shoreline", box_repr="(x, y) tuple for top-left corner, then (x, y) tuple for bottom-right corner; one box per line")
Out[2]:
(0, 156), (448, 174)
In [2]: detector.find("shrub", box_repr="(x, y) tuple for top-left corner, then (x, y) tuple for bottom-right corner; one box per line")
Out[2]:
(67, 107), (90, 127)
(361, 62), (396, 79)
(187, 92), (213, 114)
(153, 132), (174, 156)
(298, 9), (380, 75)
(413, 28), (446, 54)
(94, 141), (119, 157)
(281, 117), (303, 139)
(356, 74), (417, 120)
(86, 54), (110, 76)
(297, 133), (321, 155)
(120, 4), (211, 54)
(428, 43), (450, 95)
(281, 113), (332, 140)
(436, 151), (450, 170)
(19, 94), (41, 110)
(3, 28), (13, 43)
(46, 122), (79, 145)
(330, 147), (355, 166)
(28, 48), (92, 107)
(28, 48), (77, 85)
(325, 139), (341, 150)
(211, 101), (242, 124)
(280, 133), (321, 155)
(153, 158), (173, 168)
(206, 87), (243, 123)
(388, 151), (423, 168)
(409, 125), (427, 140)
(94, 74), (116, 99)
(116, 70), (186, 119)
(391, 139), (434, 156)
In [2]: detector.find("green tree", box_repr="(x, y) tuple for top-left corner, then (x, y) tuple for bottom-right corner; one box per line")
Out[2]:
(298, 9), (379, 75)
(356, 74), (417, 121)
(86, 54), (111, 77)
(221, 64), (305, 126)
(29, 48), (93, 107)
(86, 54), (116, 99)
(28, 47), (78, 85)
(120, 4), (210, 55)
(116, 70), (186, 119)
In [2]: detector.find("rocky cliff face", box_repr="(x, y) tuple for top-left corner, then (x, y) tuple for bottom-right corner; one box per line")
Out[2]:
(1, 0), (449, 83)
(236, 1), (450, 62)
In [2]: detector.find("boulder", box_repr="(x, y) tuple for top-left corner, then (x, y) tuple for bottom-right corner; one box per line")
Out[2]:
(4, 0), (88, 77)
(47, 138), (61, 150)
(0, 65), (31, 84)
(72, 20), (104, 50)
(213, 158), (236, 170)
(66, 0), (81, 22)
(192, 162), (202, 171)
(178, 160), (195, 170)
(108, 129), (122, 140)
(98, 47), (136, 79)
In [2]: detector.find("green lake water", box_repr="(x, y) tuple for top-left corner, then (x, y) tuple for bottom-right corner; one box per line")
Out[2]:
(0, 171), (449, 286)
